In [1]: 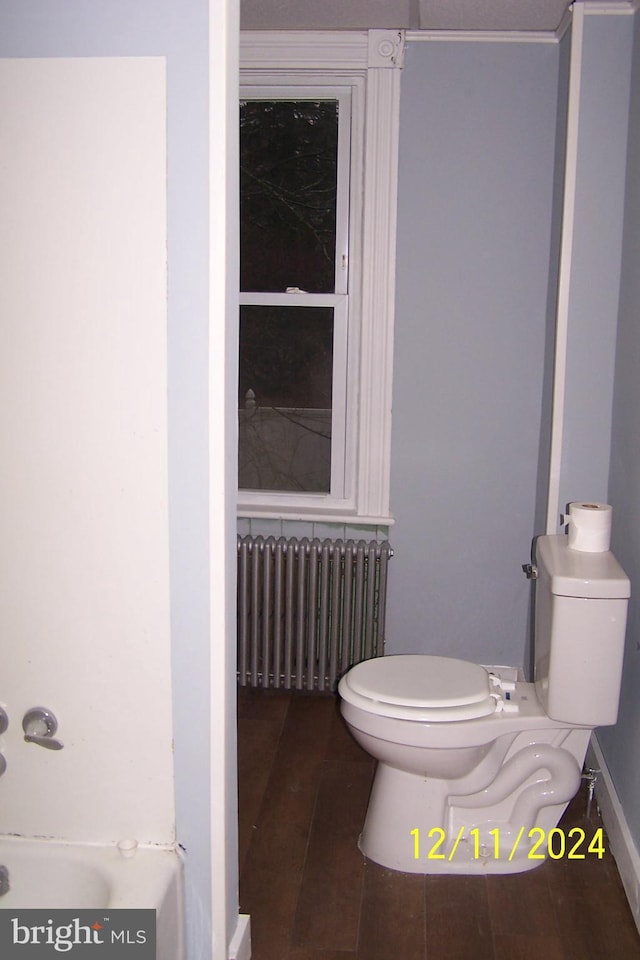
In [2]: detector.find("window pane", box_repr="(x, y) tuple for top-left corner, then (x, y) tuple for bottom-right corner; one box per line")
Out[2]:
(240, 100), (338, 294)
(238, 305), (333, 492)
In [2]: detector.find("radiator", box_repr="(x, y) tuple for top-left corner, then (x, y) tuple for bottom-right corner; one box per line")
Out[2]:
(237, 535), (392, 692)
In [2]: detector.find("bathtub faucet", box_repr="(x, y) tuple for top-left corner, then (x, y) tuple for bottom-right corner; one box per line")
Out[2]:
(22, 707), (64, 750)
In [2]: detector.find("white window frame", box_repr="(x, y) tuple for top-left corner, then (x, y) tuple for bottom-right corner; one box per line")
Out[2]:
(238, 30), (404, 525)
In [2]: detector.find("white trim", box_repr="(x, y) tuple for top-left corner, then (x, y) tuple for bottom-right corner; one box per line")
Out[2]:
(239, 292), (343, 307)
(368, 29), (406, 67)
(583, 0), (637, 14)
(357, 65), (401, 521)
(406, 29), (561, 44)
(228, 915), (252, 960)
(209, 0), (239, 956)
(335, 87), (353, 297)
(238, 506), (394, 526)
(240, 30), (370, 70)
(587, 736), (640, 934)
(545, 0), (585, 534)
(238, 31), (401, 524)
(330, 299), (349, 496)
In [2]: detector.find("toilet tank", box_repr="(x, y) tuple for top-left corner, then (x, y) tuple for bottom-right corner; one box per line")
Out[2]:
(534, 535), (630, 727)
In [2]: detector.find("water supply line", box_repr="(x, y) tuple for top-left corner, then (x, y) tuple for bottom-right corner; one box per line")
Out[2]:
(582, 766), (600, 819)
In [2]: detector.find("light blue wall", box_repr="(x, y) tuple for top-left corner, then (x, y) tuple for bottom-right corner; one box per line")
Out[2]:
(557, 12), (634, 515)
(600, 6), (640, 850)
(0, 3), (217, 957)
(388, 39), (561, 670)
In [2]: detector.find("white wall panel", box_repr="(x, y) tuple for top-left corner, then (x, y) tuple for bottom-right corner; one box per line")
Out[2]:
(0, 56), (173, 843)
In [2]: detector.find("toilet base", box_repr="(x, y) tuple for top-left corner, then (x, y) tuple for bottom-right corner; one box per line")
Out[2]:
(359, 737), (587, 875)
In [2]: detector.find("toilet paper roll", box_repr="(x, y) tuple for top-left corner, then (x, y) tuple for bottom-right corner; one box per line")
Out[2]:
(566, 501), (612, 552)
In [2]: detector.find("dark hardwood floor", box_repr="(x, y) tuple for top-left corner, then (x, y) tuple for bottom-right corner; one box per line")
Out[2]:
(237, 687), (640, 960)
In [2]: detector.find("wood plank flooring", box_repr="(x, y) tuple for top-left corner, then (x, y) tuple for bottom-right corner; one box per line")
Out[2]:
(238, 688), (640, 960)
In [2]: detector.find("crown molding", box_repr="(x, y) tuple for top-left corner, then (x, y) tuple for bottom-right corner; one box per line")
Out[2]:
(406, 29), (559, 43)
(407, 0), (637, 45)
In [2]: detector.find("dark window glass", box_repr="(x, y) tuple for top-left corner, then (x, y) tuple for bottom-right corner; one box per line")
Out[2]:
(238, 305), (333, 492)
(240, 100), (338, 294)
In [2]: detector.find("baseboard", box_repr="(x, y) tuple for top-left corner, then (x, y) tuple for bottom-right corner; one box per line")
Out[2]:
(228, 914), (251, 960)
(587, 734), (640, 933)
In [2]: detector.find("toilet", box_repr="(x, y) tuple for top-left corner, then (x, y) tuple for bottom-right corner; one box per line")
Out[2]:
(338, 534), (630, 874)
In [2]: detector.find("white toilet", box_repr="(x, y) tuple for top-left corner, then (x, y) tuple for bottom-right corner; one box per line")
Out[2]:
(338, 534), (630, 874)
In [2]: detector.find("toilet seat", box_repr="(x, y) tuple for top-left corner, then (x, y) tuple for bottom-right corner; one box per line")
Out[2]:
(340, 655), (499, 721)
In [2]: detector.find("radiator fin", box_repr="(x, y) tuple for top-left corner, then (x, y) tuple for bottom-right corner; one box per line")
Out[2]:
(237, 535), (392, 691)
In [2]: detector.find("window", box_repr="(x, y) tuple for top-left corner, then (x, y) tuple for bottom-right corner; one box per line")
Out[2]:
(238, 31), (404, 524)
(239, 91), (350, 497)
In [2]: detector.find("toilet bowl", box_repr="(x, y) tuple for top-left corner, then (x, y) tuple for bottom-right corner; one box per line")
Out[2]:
(338, 535), (630, 875)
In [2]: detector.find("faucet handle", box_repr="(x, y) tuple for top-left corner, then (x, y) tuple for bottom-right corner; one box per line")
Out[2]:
(0, 706), (8, 736)
(22, 708), (64, 750)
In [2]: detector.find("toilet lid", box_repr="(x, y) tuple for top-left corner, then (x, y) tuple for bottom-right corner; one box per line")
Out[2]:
(343, 655), (497, 721)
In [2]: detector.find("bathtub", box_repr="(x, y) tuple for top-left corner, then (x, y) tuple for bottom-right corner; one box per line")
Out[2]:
(0, 836), (183, 960)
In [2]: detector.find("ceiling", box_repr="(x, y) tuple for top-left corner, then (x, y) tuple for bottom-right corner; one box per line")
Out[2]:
(240, 0), (575, 34)
(417, 0), (572, 31)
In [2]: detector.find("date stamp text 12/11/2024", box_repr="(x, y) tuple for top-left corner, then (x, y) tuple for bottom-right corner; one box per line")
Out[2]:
(410, 826), (605, 863)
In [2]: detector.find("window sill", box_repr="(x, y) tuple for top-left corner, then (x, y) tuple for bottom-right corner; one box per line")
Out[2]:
(237, 505), (394, 526)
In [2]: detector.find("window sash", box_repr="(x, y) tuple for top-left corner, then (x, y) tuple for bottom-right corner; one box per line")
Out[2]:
(238, 83), (355, 509)
(238, 293), (349, 504)
(240, 86), (351, 297)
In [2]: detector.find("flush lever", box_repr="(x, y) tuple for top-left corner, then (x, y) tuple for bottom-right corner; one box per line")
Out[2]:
(22, 708), (64, 750)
